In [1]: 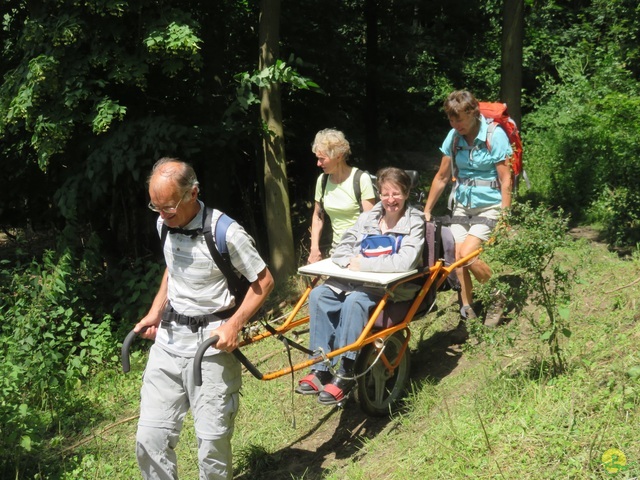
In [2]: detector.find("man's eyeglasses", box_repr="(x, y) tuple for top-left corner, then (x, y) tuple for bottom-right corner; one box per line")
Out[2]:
(148, 192), (188, 214)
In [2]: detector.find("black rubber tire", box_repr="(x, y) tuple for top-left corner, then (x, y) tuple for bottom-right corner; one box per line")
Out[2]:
(354, 330), (411, 416)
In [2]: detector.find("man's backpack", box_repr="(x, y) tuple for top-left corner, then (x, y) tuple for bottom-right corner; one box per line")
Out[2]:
(319, 168), (378, 215)
(160, 207), (250, 305)
(451, 101), (528, 191)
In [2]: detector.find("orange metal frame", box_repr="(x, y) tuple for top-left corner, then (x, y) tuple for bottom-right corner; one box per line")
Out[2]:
(238, 248), (482, 381)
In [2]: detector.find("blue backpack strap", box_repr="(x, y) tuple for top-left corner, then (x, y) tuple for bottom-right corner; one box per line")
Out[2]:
(159, 208), (248, 307)
(214, 212), (235, 255)
(203, 208), (248, 305)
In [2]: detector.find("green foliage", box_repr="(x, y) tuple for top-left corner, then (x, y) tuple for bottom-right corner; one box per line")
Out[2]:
(0, 249), (117, 474)
(588, 186), (640, 247)
(92, 97), (127, 134)
(144, 21), (201, 56)
(108, 256), (166, 327)
(143, 15), (203, 77)
(227, 57), (322, 118)
(0, 4), (208, 168)
(0, 1), (249, 258)
(520, 0), (640, 246)
(1, 0), (640, 260)
(480, 202), (577, 374)
(524, 57), (640, 245)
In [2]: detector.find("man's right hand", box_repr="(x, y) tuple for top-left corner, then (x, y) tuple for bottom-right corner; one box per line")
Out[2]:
(134, 314), (161, 340)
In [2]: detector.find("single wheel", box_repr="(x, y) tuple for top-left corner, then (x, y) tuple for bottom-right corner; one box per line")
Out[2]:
(354, 330), (411, 416)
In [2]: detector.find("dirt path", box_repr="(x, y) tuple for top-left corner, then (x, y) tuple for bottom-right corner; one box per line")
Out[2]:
(568, 226), (604, 244)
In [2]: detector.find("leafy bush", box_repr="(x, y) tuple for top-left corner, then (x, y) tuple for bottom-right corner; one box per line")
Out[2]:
(524, 51), (640, 246)
(0, 249), (116, 475)
(107, 256), (166, 337)
(480, 202), (578, 375)
(587, 187), (640, 247)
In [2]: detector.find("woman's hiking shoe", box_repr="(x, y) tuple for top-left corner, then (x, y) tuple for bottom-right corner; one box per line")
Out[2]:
(318, 375), (355, 405)
(460, 305), (477, 320)
(484, 291), (507, 327)
(295, 370), (332, 395)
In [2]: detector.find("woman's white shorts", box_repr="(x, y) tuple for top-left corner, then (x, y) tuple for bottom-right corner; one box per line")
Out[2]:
(450, 204), (502, 243)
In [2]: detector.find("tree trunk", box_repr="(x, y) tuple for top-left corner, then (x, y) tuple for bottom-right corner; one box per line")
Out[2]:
(259, 0), (296, 284)
(364, 0), (379, 168)
(500, 0), (524, 128)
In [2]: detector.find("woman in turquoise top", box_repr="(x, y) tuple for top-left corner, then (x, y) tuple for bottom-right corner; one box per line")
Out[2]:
(423, 90), (512, 331)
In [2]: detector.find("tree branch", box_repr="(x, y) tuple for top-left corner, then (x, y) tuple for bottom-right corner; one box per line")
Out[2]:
(61, 414), (140, 454)
(604, 276), (640, 294)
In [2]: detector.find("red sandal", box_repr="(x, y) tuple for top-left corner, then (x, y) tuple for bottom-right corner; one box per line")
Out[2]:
(317, 376), (355, 405)
(295, 370), (332, 395)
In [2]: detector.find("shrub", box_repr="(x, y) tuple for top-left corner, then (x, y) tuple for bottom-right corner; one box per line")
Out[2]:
(0, 249), (115, 474)
(480, 202), (578, 375)
(524, 53), (640, 246)
(587, 186), (640, 247)
(108, 256), (166, 334)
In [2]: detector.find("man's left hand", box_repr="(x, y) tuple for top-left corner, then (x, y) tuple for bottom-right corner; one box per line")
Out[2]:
(209, 321), (240, 352)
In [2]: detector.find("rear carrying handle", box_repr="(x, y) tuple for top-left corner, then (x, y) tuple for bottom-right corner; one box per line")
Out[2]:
(194, 335), (263, 386)
(121, 326), (148, 373)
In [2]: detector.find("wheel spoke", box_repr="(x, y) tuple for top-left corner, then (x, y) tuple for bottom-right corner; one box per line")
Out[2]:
(372, 364), (389, 404)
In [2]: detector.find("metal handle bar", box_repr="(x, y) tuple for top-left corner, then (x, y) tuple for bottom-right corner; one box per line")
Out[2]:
(194, 335), (263, 386)
(121, 327), (150, 373)
(122, 328), (263, 382)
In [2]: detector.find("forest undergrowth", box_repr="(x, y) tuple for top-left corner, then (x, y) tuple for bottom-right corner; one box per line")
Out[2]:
(5, 225), (636, 480)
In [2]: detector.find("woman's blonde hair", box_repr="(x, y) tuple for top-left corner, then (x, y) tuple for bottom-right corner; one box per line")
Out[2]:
(311, 128), (351, 161)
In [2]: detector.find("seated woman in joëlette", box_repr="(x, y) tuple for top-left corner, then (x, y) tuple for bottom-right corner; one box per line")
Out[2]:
(296, 167), (425, 405)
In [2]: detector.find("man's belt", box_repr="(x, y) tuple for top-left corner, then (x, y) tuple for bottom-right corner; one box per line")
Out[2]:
(161, 305), (235, 333)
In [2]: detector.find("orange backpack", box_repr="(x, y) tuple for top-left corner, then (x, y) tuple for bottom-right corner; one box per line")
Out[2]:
(479, 102), (523, 179)
(451, 101), (527, 190)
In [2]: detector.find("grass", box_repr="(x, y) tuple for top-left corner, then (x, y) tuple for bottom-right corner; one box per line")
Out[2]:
(37, 235), (640, 479)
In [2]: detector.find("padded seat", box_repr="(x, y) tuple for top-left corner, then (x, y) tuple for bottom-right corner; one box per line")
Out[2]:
(373, 290), (434, 329)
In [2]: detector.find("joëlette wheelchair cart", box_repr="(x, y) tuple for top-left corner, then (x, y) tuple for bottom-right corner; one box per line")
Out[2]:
(121, 221), (482, 417)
